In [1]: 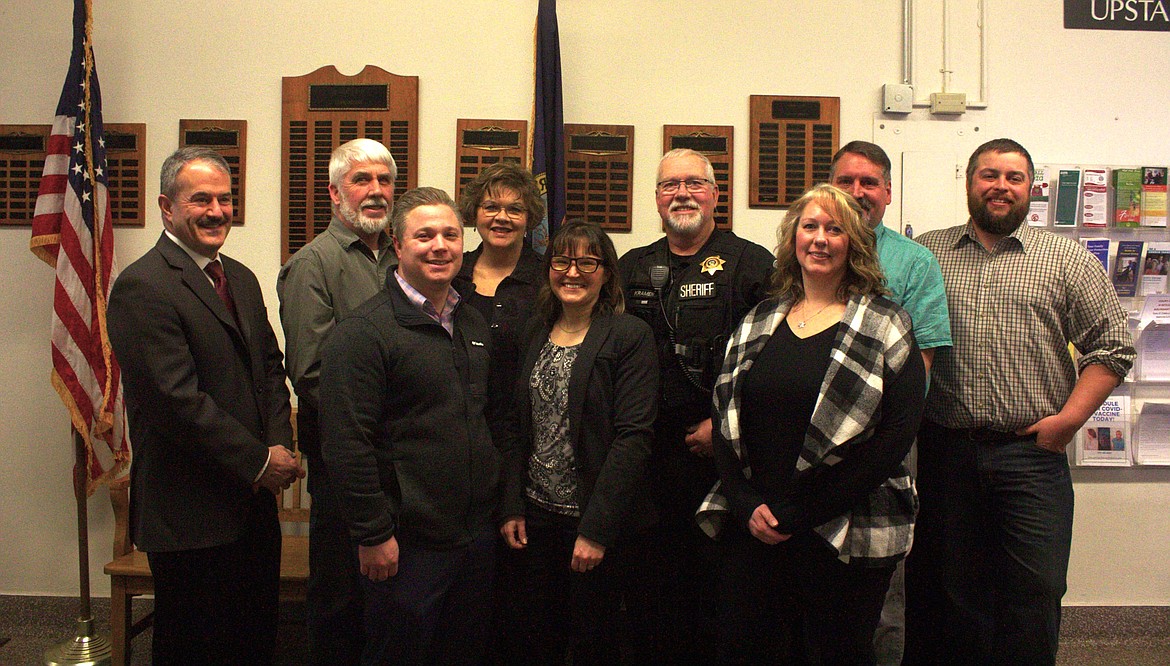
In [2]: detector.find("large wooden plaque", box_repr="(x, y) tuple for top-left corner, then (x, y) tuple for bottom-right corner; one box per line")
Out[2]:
(749, 95), (839, 207)
(0, 122), (145, 227)
(454, 119), (528, 208)
(563, 124), (634, 232)
(281, 65), (419, 262)
(104, 123), (147, 226)
(0, 125), (51, 225)
(180, 119), (247, 225)
(663, 125), (734, 230)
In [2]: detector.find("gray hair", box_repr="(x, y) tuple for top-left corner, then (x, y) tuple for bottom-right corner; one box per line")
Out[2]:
(160, 147), (231, 199)
(329, 138), (398, 188)
(657, 148), (716, 185)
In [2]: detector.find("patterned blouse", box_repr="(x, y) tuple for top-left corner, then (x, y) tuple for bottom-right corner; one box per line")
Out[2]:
(526, 339), (582, 517)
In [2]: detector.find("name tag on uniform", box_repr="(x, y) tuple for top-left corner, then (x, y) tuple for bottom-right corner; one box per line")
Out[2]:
(470, 340), (486, 347)
(678, 282), (717, 300)
(631, 288), (655, 300)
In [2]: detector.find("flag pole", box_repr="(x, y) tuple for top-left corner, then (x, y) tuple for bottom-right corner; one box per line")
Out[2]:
(43, 429), (111, 665)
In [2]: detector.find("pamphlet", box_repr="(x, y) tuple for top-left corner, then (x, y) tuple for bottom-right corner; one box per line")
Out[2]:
(1081, 238), (1110, 273)
(1137, 295), (1170, 381)
(1112, 240), (1144, 297)
(1135, 402), (1170, 465)
(1139, 241), (1170, 296)
(1027, 167), (1050, 226)
(1080, 168), (1108, 228)
(1141, 167), (1168, 227)
(1076, 394), (1131, 466)
(1114, 167), (1142, 227)
(1054, 169), (1081, 226)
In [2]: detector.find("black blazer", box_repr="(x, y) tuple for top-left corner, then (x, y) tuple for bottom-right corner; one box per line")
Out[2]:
(499, 312), (659, 548)
(108, 233), (293, 552)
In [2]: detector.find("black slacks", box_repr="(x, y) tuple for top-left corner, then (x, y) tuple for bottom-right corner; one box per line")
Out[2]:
(148, 491), (281, 665)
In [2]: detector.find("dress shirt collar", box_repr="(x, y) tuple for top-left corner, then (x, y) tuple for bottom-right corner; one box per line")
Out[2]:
(394, 271), (460, 334)
(164, 230), (217, 285)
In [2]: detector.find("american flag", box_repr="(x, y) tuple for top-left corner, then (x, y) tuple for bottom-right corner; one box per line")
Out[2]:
(30, 0), (130, 495)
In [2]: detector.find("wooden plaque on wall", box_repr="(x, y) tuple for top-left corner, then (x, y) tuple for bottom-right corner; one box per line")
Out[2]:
(180, 119), (247, 225)
(281, 65), (419, 262)
(749, 95), (839, 207)
(563, 124), (634, 232)
(454, 119), (528, 210)
(664, 125), (733, 230)
(0, 122), (145, 227)
(0, 125), (51, 225)
(104, 123), (147, 226)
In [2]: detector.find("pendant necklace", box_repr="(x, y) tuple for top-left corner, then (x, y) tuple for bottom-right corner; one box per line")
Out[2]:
(795, 301), (833, 329)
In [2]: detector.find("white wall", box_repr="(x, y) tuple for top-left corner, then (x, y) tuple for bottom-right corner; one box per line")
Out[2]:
(2, 0), (1168, 602)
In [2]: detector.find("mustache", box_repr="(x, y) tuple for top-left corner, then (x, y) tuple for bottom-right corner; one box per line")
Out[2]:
(669, 200), (698, 212)
(361, 195), (389, 208)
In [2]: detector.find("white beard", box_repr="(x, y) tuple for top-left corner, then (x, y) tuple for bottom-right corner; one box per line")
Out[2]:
(340, 196), (389, 235)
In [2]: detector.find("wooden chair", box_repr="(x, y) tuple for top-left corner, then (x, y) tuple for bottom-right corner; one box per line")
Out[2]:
(104, 412), (310, 666)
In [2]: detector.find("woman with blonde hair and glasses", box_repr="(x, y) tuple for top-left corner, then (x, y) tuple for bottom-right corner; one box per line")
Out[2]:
(498, 220), (658, 664)
(697, 184), (925, 664)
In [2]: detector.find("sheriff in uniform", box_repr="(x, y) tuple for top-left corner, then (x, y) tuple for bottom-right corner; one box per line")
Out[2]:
(618, 148), (774, 662)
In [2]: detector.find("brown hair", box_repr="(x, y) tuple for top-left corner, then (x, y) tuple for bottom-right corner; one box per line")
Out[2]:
(457, 163), (545, 229)
(536, 220), (625, 326)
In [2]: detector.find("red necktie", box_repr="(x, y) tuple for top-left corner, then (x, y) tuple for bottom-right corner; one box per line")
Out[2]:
(204, 260), (239, 322)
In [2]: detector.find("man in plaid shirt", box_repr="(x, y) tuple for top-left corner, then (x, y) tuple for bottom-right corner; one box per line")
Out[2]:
(905, 139), (1135, 665)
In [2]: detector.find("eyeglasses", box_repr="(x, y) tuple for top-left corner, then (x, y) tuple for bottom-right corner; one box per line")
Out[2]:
(549, 256), (604, 273)
(480, 202), (528, 219)
(656, 178), (713, 194)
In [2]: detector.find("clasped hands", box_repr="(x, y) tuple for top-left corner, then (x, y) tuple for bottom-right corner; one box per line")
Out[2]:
(255, 445), (305, 495)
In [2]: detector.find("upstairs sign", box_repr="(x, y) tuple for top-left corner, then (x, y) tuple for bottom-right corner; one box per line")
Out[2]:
(1066, 0), (1170, 30)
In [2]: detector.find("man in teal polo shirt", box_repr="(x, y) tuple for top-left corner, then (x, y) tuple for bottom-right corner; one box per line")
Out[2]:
(830, 140), (952, 665)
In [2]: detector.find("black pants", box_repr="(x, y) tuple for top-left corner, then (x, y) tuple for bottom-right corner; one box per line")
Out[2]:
(717, 527), (894, 666)
(148, 492), (281, 665)
(633, 427), (722, 664)
(498, 508), (651, 665)
(304, 448), (365, 665)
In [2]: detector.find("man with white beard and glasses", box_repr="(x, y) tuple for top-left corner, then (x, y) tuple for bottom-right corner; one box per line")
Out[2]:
(905, 139), (1135, 665)
(618, 148), (773, 662)
(277, 138), (398, 664)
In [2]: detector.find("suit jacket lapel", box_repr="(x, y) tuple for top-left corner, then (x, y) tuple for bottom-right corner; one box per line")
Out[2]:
(565, 315), (611, 449)
(155, 233), (244, 342)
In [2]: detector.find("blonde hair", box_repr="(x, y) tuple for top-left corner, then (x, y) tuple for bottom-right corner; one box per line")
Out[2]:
(771, 183), (888, 301)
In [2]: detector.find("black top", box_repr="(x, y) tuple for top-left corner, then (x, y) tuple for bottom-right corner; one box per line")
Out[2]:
(730, 320), (925, 534)
(455, 243), (545, 445)
(319, 275), (499, 550)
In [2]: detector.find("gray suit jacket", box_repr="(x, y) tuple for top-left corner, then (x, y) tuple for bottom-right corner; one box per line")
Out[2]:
(109, 233), (292, 552)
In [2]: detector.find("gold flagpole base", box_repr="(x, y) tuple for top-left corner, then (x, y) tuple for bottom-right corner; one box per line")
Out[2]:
(43, 618), (111, 666)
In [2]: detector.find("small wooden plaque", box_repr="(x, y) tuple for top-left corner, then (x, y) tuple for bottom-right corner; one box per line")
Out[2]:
(663, 125), (734, 230)
(180, 119), (247, 225)
(563, 124), (634, 232)
(454, 119), (528, 210)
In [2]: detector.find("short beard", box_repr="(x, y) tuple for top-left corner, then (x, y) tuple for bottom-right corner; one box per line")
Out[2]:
(968, 191), (1027, 237)
(663, 200), (706, 236)
(339, 196), (389, 236)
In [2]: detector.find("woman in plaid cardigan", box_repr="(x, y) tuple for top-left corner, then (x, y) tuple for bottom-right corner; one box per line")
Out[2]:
(697, 184), (926, 664)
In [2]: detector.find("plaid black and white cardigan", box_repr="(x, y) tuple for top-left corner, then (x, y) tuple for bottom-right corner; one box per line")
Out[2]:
(695, 292), (918, 565)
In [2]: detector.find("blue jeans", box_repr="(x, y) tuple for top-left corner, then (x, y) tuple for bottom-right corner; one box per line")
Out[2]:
(905, 420), (1073, 665)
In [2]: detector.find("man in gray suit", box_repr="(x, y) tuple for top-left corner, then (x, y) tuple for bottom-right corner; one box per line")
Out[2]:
(109, 146), (303, 664)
